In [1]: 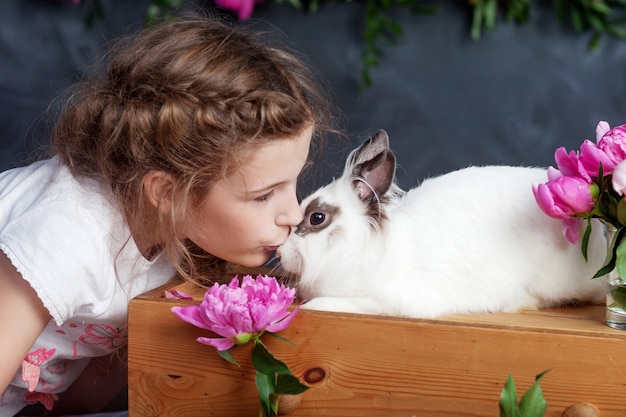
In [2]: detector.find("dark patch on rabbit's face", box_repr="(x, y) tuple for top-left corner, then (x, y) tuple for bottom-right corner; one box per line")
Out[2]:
(295, 198), (340, 236)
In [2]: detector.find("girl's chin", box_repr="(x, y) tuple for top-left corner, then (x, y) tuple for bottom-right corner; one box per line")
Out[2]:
(231, 252), (274, 269)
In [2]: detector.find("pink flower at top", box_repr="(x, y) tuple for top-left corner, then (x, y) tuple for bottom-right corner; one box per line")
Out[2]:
(597, 124), (626, 170)
(554, 122), (626, 180)
(596, 120), (611, 140)
(215, 0), (263, 20)
(578, 139), (616, 176)
(172, 275), (299, 351)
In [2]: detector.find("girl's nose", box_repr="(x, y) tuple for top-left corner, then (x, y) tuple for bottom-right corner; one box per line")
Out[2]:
(277, 194), (303, 227)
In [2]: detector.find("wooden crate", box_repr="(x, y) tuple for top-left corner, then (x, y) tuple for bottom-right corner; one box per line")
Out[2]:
(128, 279), (626, 417)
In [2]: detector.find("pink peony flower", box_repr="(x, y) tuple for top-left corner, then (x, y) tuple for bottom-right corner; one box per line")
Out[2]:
(561, 218), (583, 245)
(596, 120), (611, 141)
(535, 120), (626, 277)
(597, 124), (626, 170)
(172, 275), (299, 351)
(533, 175), (595, 220)
(578, 139), (616, 176)
(164, 289), (193, 300)
(554, 147), (593, 183)
(215, 0), (263, 20)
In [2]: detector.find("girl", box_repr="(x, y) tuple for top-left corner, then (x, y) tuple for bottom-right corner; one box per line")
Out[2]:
(0, 14), (337, 416)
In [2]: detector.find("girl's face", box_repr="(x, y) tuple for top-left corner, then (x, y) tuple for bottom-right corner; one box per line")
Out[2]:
(184, 125), (313, 267)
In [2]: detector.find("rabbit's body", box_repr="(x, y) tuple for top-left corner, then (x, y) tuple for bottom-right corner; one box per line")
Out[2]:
(278, 130), (607, 318)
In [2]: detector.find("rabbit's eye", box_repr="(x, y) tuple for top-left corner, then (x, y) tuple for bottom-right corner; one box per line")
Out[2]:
(310, 212), (326, 226)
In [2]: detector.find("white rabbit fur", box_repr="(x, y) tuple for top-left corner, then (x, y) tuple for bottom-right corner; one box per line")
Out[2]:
(278, 130), (608, 318)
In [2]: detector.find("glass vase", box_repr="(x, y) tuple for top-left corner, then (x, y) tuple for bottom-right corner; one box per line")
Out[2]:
(606, 269), (626, 329)
(604, 226), (626, 329)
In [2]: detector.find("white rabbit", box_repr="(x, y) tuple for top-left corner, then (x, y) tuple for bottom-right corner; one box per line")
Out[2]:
(278, 130), (608, 318)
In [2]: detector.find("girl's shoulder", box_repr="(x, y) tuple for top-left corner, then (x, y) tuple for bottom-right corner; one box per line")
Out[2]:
(0, 157), (122, 232)
(0, 158), (173, 325)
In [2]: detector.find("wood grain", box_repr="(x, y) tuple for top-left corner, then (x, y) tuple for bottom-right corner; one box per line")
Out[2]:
(128, 282), (626, 416)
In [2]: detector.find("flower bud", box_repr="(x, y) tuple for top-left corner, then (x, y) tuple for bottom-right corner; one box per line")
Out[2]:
(235, 333), (253, 345)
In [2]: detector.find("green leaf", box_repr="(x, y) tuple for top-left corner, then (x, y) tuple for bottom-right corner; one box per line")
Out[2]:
(266, 331), (297, 347)
(581, 219), (592, 261)
(615, 235), (626, 278)
(596, 227), (626, 277)
(504, 0), (530, 24)
(588, 13), (607, 31)
(145, 0), (183, 26)
(388, 21), (405, 36)
(606, 25), (626, 40)
(252, 341), (292, 375)
(571, 6), (586, 32)
(588, 0), (612, 15)
(499, 373), (518, 417)
(217, 348), (240, 367)
(471, 3), (485, 40)
(535, 369), (550, 380)
(518, 370), (549, 417)
(593, 226), (626, 278)
(484, 0), (498, 29)
(276, 373), (309, 395)
(255, 371), (276, 417)
(554, 0), (567, 25)
(588, 32), (602, 50)
(594, 254), (617, 277)
(617, 199), (626, 226)
(500, 371), (550, 417)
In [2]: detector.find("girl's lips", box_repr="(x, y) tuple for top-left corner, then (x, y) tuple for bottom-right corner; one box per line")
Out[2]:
(265, 246), (279, 252)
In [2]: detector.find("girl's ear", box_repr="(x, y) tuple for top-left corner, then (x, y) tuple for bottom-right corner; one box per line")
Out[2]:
(143, 170), (174, 214)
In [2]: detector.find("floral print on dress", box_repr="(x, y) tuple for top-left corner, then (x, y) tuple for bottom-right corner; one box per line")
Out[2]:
(24, 391), (59, 411)
(78, 323), (127, 350)
(21, 348), (60, 411)
(22, 348), (56, 392)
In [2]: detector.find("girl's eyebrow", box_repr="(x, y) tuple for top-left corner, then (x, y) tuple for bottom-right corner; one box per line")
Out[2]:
(246, 158), (310, 195)
(247, 181), (285, 194)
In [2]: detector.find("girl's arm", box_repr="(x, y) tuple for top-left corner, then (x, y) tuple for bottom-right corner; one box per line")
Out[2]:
(0, 250), (51, 394)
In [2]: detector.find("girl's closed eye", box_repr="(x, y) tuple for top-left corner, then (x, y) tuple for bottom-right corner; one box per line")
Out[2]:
(254, 190), (274, 203)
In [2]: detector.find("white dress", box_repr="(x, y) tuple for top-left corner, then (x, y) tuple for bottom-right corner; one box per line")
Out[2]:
(0, 158), (175, 416)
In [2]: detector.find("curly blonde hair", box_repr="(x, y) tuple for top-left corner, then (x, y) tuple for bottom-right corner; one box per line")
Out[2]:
(53, 14), (338, 284)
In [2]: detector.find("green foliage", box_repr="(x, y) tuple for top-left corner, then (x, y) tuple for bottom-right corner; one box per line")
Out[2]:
(78, 0), (626, 87)
(360, 0), (438, 87)
(251, 340), (309, 417)
(214, 335), (308, 417)
(294, 0), (626, 87)
(472, 0), (626, 48)
(145, 0), (185, 25)
(499, 370), (549, 417)
(76, 0), (183, 28)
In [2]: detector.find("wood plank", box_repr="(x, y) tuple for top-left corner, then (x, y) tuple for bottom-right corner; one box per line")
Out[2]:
(128, 285), (626, 417)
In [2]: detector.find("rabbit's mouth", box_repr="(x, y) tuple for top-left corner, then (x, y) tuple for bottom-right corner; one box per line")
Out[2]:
(276, 245), (303, 275)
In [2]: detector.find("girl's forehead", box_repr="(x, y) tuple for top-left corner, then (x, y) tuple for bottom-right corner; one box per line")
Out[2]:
(222, 128), (314, 191)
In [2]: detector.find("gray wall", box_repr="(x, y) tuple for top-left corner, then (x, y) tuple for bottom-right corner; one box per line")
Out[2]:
(2, 0), (625, 196)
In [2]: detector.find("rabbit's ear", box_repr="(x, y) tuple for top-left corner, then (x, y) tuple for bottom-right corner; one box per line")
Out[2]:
(350, 132), (397, 203)
(344, 130), (390, 173)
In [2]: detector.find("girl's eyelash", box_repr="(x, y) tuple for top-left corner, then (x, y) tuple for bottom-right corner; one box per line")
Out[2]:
(254, 190), (274, 202)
